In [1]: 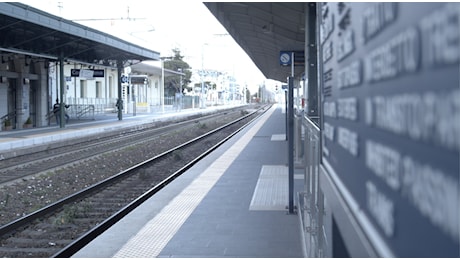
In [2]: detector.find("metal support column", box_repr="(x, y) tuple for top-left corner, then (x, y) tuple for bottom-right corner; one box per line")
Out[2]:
(285, 90), (288, 141)
(288, 76), (295, 214)
(117, 60), (123, 121)
(59, 54), (65, 128)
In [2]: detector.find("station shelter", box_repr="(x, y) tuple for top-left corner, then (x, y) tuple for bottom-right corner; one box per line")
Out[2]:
(0, 2), (166, 130)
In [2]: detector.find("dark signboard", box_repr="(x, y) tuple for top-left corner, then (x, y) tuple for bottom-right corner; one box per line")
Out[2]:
(130, 76), (148, 85)
(70, 69), (104, 77)
(280, 50), (305, 66)
(92, 69), (104, 77)
(319, 3), (459, 257)
(70, 69), (80, 77)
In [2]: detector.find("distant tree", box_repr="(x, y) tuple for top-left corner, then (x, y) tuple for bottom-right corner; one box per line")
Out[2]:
(163, 48), (192, 96)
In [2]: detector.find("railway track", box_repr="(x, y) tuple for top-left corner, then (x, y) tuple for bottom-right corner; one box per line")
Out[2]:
(0, 104), (270, 257)
(0, 107), (244, 185)
(0, 108), (260, 230)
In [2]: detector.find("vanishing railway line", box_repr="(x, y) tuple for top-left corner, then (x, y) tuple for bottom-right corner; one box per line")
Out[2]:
(0, 104), (270, 258)
(0, 107), (246, 185)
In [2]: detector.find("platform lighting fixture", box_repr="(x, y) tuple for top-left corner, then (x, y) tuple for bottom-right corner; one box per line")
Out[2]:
(262, 23), (273, 34)
(24, 56), (31, 66)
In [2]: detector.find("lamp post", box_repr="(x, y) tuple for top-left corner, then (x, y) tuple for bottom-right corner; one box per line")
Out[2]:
(201, 43), (208, 109)
(161, 58), (165, 113)
(178, 68), (182, 111)
(160, 56), (173, 113)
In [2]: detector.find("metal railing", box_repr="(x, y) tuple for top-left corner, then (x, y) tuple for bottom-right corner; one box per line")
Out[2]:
(1, 110), (19, 129)
(67, 98), (117, 114)
(1, 111), (15, 122)
(294, 111), (306, 167)
(298, 115), (324, 257)
(73, 105), (95, 120)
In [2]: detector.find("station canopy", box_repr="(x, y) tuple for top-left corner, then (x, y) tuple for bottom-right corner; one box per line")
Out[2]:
(130, 62), (185, 77)
(204, 2), (306, 82)
(0, 2), (160, 67)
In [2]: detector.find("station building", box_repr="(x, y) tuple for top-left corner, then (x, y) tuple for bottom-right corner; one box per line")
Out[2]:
(0, 3), (183, 130)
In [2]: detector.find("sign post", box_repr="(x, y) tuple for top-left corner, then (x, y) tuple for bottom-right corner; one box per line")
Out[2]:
(288, 76), (295, 214)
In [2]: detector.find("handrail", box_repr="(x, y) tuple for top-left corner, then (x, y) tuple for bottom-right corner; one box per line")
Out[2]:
(1, 111), (15, 121)
(45, 110), (54, 120)
(76, 105), (95, 119)
(304, 115), (320, 132)
(1, 110), (20, 122)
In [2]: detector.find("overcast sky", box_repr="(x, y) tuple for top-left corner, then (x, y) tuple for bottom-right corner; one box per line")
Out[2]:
(19, 0), (268, 90)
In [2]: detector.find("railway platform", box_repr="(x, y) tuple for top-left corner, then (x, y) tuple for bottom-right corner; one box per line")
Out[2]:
(71, 103), (304, 258)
